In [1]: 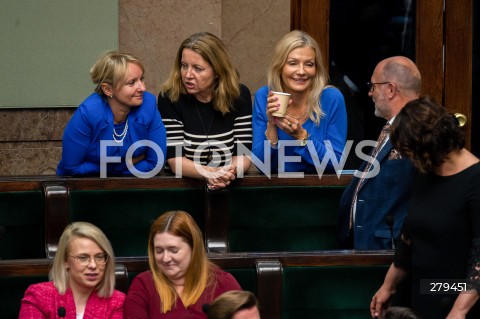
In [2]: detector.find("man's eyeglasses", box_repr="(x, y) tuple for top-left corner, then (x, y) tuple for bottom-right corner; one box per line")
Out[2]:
(367, 81), (397, 92)
(69, 253), (108, 266)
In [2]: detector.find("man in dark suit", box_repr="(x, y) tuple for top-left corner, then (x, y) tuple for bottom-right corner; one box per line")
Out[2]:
(337, 56), (421, 250)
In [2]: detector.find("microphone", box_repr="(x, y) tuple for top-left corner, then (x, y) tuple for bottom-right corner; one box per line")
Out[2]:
(58, 306), (66, 318)
(385, 215), (395, 249)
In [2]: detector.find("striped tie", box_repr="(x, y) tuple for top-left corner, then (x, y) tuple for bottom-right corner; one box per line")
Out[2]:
(349, 123), (391, 228)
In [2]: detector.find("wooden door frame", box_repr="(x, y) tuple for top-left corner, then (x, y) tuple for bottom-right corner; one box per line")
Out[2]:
(291, 0), (473, 149)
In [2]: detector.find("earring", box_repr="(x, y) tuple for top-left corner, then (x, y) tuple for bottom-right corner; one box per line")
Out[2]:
(110, 94), (113, 98)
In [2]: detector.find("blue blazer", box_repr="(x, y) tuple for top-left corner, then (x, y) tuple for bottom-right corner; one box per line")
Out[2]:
(57, 92), (166, 176)
(337, 139), (416, 250)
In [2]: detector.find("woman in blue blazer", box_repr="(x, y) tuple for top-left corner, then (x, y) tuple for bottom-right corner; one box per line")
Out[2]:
(57, 51), (166, 177)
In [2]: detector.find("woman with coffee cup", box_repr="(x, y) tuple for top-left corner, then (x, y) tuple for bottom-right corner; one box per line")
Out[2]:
(252, 30), (347, 174)
(158, 32), (252, 190)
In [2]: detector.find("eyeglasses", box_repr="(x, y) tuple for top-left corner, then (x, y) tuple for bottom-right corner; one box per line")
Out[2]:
(68, 253), (108, 266)
(367, 81), (397, 92)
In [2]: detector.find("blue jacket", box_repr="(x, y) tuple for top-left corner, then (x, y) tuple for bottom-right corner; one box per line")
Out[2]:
(57, 92), (166, 176)
(337, 139), (416, 250)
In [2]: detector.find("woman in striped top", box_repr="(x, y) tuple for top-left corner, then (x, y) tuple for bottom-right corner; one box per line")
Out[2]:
(158, 32), (252, 190)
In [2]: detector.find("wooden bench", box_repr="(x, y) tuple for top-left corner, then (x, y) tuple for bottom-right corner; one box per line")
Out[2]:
(0, 250), (393, 319)
(0, 173), (352, 258)
(215, 174), (351, 252)
(0, 176), (57, 259)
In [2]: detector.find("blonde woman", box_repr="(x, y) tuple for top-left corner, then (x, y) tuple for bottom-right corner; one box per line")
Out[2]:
(19, 222), (125, 318)
(124, 211), (241, 318)
(57, 51), (166, 177)
(159, 32), (252, 190)
(252, 30), (347, 173)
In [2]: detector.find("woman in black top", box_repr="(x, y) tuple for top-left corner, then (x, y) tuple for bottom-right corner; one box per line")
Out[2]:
(158, 32), (252, 190)
(370, 96), (480, 319)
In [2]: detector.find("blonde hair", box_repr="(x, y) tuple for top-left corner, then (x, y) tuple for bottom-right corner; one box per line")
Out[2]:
(90, 51), (145, 96)
(160, 32), (240, 115)
(49, 222), (116, 298)
(267, 30), (329, 125)
(148, 211), (216, 313)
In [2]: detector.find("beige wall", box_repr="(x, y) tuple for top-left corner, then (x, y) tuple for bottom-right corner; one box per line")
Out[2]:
(119, 0), (289, 96)
(0, 0), (289, 175)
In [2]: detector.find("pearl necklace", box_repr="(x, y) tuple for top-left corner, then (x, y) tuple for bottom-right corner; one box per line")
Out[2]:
(113, 119), (129, 143)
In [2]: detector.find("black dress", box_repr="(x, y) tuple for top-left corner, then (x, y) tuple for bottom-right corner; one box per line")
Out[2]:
(394, 162), (480, 319)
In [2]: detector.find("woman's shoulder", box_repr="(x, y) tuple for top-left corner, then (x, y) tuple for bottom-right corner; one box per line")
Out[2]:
(79, 92), (105, 110)
(211, 266), (240, 287)
(321, 86), (344, 100)
(157, 91), (183, 112)
(136, 91), (156, 110)
(142, 91), (156, 104)
(129, 92), (159, 124)
(239, 83), (252, 96)
(133, 270), (154, 281)
(75, 93), (109, 122)
(254, 85), (269, 97)
(461, 160), (480, 179)
(24, 281), (58, 299)
(110, 289), (126, 303)
(320, 86), (346, 111)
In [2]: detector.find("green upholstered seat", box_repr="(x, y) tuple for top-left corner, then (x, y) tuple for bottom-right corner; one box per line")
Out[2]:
(282, 265), (389, 319)
(229, 186), (344, 251)
(68, 188), (203, 257)
(225, 268), (256, 292)
(0, 191), (45, 259)
(0, 274), (48, 319)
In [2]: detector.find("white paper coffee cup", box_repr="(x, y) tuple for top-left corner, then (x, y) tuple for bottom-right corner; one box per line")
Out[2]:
(271, 91), (291, 117)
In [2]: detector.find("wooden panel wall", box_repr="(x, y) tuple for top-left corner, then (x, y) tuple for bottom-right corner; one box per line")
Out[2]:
(292, 0), (474, 149)
(415, 0), (444, 103)
(290, 0), (329, 73)
(444, 0), (473, 148)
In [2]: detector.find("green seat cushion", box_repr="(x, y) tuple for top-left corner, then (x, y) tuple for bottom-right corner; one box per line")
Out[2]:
(225, 268), (256, 293)
(282, 265), (388, 319)
(0, 191), (45, 259)
(0, 275), (48, 319)
(69, 188), (203, 257)
(229, 186), (344, 251)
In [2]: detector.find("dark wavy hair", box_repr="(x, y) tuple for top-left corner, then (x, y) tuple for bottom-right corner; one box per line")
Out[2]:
(390, 96), (465, 173)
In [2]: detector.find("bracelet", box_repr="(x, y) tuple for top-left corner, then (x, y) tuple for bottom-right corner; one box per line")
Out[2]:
(297, 129), (309, 141)
(297, 129), (310, 147)
(265, 131), (278, 147)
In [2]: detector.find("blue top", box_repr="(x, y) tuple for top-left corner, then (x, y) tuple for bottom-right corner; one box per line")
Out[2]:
(57, 92), (166, 176)
(252, 85), (347, 174)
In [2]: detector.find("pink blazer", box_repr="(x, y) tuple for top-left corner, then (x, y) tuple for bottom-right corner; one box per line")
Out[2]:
(19, 281), (125, 319)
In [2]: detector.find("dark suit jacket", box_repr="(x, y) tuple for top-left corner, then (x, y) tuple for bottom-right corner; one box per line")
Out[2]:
(337, 140), (416, 250)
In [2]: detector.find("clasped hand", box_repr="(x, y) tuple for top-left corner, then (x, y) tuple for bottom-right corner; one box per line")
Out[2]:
(206, 164), (237, 191)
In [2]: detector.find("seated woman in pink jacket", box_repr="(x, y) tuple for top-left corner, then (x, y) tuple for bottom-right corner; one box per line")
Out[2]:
(19, 222), (125, 319)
